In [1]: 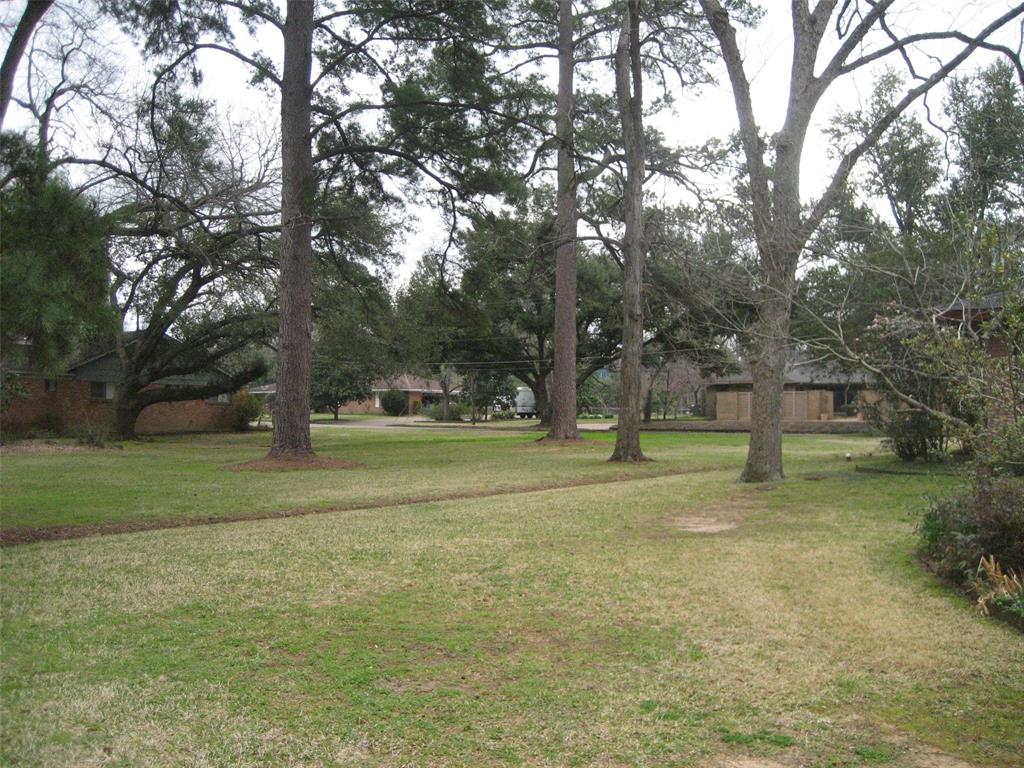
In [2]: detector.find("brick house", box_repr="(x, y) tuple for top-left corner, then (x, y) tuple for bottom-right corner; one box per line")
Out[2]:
(255, 374), (456, 415)
(342, 374), (455, 415)
(2, 344), (236, 435)
(939, 297), (1010, 358)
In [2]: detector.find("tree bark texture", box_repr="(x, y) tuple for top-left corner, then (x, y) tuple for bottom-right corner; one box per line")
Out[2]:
(112, 397), (141, 441)
(441, 365), (453, 420)
(546, 0), (581, 441)
(740, 286), (791, 481)
(610, 0), (649, 463)
(270, 0), (315, 457)
(533, 374), (549, 425)
(740, 141), (803, 481)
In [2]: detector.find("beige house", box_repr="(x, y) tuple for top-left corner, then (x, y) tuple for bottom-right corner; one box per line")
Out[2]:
(706, 358), (877, 422)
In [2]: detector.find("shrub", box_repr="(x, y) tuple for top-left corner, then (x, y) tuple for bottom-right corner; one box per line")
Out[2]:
(988, 421), (1024, 476)
(31, 411), (64, 436)
(230, 391), (264, 431)
(920, 476), (1024, 582)
(425, 401), (467, 421)
(380, 389), (407, 416)
(873, 408), (948, 461)
(975, 555), (1024, 622)
(70, 420), (110, 448)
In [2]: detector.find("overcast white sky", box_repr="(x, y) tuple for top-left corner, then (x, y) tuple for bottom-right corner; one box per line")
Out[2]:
(4, 0), (1021, 285)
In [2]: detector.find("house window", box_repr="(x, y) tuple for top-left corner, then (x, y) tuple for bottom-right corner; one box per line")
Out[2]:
(374, 393), (381, 408)
(90, 381), (114, 400)
(206, 393), (231, 404)
(44, 379), (57, 393)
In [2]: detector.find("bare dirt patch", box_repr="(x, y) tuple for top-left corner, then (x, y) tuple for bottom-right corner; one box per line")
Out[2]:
(223, 456), (366, 472)
(838, 715), (980, 768)
(530, 437), (589, 447)
(912, 752), (975, 768)
(700, 758), (788, 768)
(518, 437), (601, 449)
(0, 440), (100, 455)
(379, 678), (477, 696)
(662, 495), (759, 535)
(666, 516), (739, 533)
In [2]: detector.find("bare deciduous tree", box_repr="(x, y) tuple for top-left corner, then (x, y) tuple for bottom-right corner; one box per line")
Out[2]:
(697, 0), (1024, 481)
(0, 0), (54, 129)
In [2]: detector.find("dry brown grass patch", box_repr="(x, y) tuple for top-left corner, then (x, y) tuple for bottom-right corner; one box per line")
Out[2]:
(699, 758), (788, 768)
(0, 440), (100, 455)
(379, 678), (478, 696)
(661, 495), (761, 535)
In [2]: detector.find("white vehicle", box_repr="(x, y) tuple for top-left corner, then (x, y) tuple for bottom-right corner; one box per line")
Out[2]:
(514, 387), (537, 418)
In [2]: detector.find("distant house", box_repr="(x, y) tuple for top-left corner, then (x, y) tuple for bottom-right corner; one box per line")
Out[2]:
(706, 356), (877, 422)
(2, 341), (238, 435)
(342, 374), (458, 415)
(255, 374), (458, 415)
(939, 297), (1009, 358)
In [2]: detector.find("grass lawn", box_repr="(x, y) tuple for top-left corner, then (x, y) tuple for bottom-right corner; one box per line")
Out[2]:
(1, 429), (1021, 767)
(309, 413), (382, 423)
(0, 428), (826, 533)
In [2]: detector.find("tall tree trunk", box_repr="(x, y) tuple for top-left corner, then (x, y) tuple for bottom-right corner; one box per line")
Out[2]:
(741, 230), (798, 477)
(269, 0), (315, 457)
(111, 395), (141, 441)
(662, 368), (671, 420)
(534, 374), (549, 424)
(610, 0), (648, 463)
(0, 0), (53, 130)
(643, 385), (653, 423)
(741, 141), (801, 481)
(740, 291), (789, 481)
(441, 365), (452, 420)
(546, 0), (581, 442)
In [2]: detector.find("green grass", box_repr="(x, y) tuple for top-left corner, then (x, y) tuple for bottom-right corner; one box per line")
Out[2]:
(309, 412), (382, 422)
(0, 428), (868, 532)
(2, 429), (1021, 766)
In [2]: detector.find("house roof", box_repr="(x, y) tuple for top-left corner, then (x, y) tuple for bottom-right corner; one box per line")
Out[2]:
(942, 295), (1005, 313)
(3, 332), (233, 387)
(709, 356), (874, 387)
(250, 374), (458, 398)
(371, 374), (454, 394)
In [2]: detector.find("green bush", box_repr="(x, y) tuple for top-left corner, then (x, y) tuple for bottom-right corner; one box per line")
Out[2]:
(989, 421), (1024, 476)
(875, 408), (948, 461)
(920, 476), (1024, 582)
(380, 389), (408, 416)
(425, 401), (467, 421)
(230, 391), (264, 431)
